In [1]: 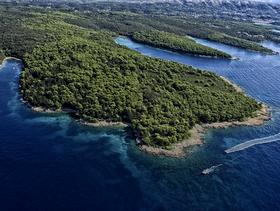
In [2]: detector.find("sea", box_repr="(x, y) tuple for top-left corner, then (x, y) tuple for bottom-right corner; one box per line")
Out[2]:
(0, 37), (280, 210)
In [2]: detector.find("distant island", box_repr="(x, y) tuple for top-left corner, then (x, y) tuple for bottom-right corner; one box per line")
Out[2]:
(131, 30), (232, 59)
(0, 5), (273, 156)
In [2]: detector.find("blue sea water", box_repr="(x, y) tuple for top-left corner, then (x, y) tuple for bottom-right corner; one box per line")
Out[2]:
(1, 37), (280, 210)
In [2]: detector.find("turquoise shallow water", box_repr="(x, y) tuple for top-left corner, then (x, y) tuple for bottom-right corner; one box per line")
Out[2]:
(1, 37), (280, 210)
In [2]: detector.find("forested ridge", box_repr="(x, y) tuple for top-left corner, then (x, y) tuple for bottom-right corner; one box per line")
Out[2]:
(63, 11), (276, 55)
(0, 7), (262, 147)
(0, 5), (276, 57)
(131, 30), (232, 58)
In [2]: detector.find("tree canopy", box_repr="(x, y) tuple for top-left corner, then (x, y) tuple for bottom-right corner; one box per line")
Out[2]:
(0, 7), (262, 147)
(132, 30), (232, 58)
(19, 14), (261, 147)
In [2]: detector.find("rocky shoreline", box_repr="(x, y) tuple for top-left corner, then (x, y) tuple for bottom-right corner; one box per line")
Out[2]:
(30, 106), (128, 128)
(13, 53), (270, 158)
(220, 76), (243, 93)
(31, 106), (63, 114)
(79, 120), (128, 128)
(139, 77), (271, 158)
(140, 125), (204, 157)
(28, 76), (271, 158)
(139, 103), (270, 158)
(0, 57), (21, 68)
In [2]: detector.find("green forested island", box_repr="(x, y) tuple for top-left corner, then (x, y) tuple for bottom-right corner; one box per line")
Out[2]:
(131, 30), (232, 58)
(0, 6), (264, 147)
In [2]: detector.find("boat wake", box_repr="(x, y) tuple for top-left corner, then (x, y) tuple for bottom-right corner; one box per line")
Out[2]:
(202, 164), (223, 175)
(225, 133), (280, 154)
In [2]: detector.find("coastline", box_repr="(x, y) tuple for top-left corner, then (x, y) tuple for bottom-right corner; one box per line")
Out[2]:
(79, 120), (128, 128)
(30, 105), (128, 128)
(28, 77), (271, 158)
(31, 106), (63, 114)
(140, 125), (204, 157)
(140, 103), (270, 158)
(2, 57), (21, 62)
(220, 76), (243, 93)
(125, 36), (233, 60)
(0, 57), (22, 68)
(139, 78), (271, 158)
(13, 52), (270, 157)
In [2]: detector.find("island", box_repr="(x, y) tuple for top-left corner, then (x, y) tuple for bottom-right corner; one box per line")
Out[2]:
(0, 6), (271, 157)
(131, 30), (232, 59)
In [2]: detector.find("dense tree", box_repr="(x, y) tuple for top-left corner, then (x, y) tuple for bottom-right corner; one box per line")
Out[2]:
(19, 14), (261, 147)
(0, 7), (262, 147)
(132, 30), (232, 58)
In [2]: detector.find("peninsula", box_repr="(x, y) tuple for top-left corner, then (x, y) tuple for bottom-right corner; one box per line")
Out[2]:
(131, 30), (232, 59)
(0, 6), (272, 156)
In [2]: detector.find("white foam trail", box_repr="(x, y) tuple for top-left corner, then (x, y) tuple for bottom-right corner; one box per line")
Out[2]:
(202, 164), (223, 175)
(225, 133), (280, 154)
